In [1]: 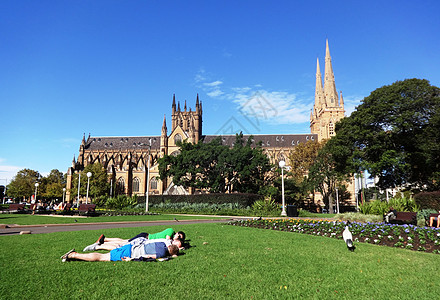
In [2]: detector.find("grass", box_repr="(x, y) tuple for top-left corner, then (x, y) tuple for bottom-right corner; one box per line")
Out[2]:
(1, 223), (440, 299)
(0, 213), (227, 225)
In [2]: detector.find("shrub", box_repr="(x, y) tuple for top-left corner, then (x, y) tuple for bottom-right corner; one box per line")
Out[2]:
(359, 197), (419, 216)
(135, 193), (263, 208)
(106, 195), (138, 210)
(414, 191), (440, 210)
(252, 196), (279, 215)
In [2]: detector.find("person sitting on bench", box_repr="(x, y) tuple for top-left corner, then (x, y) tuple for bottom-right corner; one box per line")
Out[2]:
(429, 211), (440, 228)
(384, 207), (397, 223)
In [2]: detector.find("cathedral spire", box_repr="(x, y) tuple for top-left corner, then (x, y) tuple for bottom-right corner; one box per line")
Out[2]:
(177, 101), (181, 112)
(339, 91), (344, 108)
(184, 100), (187, 111)
(324, 39), (338, 106)
(315, 57), (324, 109)
(162, 114), (167, 134)
(172, 94), (176, 113)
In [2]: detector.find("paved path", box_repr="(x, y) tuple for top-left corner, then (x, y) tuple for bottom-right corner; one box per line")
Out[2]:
(0, 218), (236, 236)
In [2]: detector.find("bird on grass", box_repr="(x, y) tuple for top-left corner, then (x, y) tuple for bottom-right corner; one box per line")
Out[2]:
(343, 221), (356, 252)
(174, 217), (179, 222)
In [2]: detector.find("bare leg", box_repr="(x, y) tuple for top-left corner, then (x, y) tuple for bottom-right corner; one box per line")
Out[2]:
(430, 217), (434, 227)
(95, 242), (122, 251)
(104, 238), (129, 244)
(69, 252), (111, 262)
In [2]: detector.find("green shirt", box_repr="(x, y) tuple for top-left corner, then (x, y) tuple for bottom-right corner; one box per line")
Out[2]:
(148, 228), (175, 240)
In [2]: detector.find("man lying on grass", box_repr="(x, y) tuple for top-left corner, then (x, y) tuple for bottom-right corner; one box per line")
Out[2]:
(61, 239), (179, 262)
(83, 228), (185, 252)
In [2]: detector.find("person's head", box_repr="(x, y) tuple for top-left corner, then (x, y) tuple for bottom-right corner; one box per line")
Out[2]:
(167, 244), (179, 256)
(389, 207), (394, 210)
(172, 238), (182, 249)
(173, 231), (185, 241)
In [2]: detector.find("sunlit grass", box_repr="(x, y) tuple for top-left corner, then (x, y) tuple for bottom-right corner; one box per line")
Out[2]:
(1, 223), (439, 299)
(0, 213), (227, 225)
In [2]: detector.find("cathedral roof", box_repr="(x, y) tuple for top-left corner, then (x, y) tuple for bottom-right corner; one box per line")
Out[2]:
(202, 134), (318, 148)
(84, 136), (161, 151)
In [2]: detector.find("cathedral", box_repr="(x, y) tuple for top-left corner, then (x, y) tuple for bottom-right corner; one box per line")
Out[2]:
(65, 40), (348, 204)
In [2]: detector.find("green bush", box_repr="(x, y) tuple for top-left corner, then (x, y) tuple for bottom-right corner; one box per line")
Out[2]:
(414, 191), (440, 210)
(135, 193), (262, 208)
(252, 196), (279, 216)
(359, 197), (419, 216)
(106, 195), (138, 210)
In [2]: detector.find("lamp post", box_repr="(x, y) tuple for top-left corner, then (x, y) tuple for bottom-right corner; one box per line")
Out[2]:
(145, 138), (154, 212)
(34, 182), (39, 202)
(86, 172), (92, 204)
(279, 160), (287, 217)
(62, 188), (66, 206)
(336, 187), (339, 214)
(77, 172), (81, 206)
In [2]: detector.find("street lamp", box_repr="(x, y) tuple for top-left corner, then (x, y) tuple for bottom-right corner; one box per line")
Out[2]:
(62, 187), (66, 206)
(336, 187), (339, 214)
(77, 172), (81, 206)
(86, 172), (92, 204)
(145, 138), (155, 212)
(34, 182), (39, 202)
(279, 160), (287, 217)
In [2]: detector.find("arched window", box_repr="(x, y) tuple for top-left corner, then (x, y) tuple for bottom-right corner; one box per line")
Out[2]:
(170, 150), (181, 157)
(132, 177), (140, 193)
(329, 122), (335, 136)
(174, 134), (182, 144)
(150, 177), (158, 190)
(116, 177), (125, 195)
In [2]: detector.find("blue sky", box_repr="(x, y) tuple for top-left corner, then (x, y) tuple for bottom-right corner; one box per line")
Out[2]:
(1, 0), (439, 183)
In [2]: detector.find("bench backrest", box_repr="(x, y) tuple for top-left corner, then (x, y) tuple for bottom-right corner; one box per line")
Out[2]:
(395, 211), (417, 220)
(63, 203), (72, 210)
(78, 204), (96, 212)
(9, 204), (25, 210)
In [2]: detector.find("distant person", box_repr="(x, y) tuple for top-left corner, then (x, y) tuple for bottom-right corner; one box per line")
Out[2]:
(384, 207), (397, 223)
(429, 211), (440, 228)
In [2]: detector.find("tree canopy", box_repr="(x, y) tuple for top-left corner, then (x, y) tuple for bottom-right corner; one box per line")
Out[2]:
(70, 163), (109, 200)
(7, 169), (41, 200)
(328, 78), (440, 190)
(159, 133), (272, 194)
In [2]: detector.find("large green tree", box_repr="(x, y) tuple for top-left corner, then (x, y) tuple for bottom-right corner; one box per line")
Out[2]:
(70, 163), (109, 201)
(159, 133), (272, 194)
(7, 169), (41, 200)
(328, 78), (440, 190)
(41, 169), (65, 199)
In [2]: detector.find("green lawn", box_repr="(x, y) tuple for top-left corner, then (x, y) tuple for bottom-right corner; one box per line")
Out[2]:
(0, 213), (227, 225)
(1, 223), (439, 299)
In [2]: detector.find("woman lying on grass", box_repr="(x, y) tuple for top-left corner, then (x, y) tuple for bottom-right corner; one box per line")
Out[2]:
(61, 239), (179, 262)
(83, 228), (186, 252)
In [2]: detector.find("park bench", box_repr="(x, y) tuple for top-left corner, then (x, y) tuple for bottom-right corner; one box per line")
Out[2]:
(388, 211), (417, 225)
(62, 203), (72, 214)
(77, 204), (97, 216)
(7, 204), (25, 213)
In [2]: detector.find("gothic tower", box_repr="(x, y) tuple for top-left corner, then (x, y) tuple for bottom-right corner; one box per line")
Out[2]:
(171, 94), (202, 143)
(310, 40), (345, 141)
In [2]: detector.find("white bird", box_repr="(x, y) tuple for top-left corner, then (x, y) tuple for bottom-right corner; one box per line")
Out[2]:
(343, 221), (355, 252)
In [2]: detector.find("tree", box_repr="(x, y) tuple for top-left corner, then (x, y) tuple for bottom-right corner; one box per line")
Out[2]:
(288, 140), (324, 181)
(70, 163), (109, 201)
(41, 169), (65, 199)
(159, 133), (273, 194)
(308, 145), (350, 213)
(7, 169), (41, 200)
(329, 78), (440, 190)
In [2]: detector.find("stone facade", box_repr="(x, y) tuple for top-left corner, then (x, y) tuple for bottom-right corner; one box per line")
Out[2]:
(66, 40), (353, 206)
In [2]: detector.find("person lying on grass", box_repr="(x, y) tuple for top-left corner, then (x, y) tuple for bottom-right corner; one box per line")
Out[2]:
(84, 236), (183, 252)
(83, 228), (185, 252)
(61, 240), (179, 262)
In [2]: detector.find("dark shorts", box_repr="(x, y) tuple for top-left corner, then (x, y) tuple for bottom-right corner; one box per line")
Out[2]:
(110, 244), (132, 261)
(128, 232), (149, 242)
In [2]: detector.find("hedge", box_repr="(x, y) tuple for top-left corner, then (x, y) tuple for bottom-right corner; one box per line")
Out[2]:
(135, 193), (263, 208)
(414, 191), (440, 210)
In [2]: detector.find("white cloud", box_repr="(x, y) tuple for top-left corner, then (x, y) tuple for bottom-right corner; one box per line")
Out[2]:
(343, 95), (364, 116)
(0, 160), (23, 182)
(207, 89), (224, 97)
(204, 80), (223, 87)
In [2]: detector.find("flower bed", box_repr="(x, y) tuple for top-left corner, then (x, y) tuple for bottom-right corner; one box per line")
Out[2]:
(228, 219), (440, 254)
